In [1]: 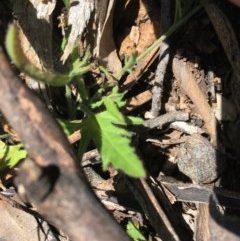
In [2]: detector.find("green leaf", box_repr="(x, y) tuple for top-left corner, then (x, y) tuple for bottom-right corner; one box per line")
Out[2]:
(103, 97), (125, 123)
(72, 46), (91, 70)
(77, 117), (98, 159)
(125, 116), (144, 125)
(78, 104), (145, 177)
(95, 97), (145, 177)
(58, 119), (81, 136)
(62, 0), (71, 9)
(107, 86), (126, 108)
(126, 220), (146, 241)
(0, 141), (27, 170)
(90, 99), (104, 109)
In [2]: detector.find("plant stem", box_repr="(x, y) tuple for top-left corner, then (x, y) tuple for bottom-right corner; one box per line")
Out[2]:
(136, 4), (202, 63)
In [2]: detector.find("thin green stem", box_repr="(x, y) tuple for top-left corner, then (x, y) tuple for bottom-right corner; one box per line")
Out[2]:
(136, 4), (202, 63)
(70, 63), (95, 77)
(174, 0), (182, 24)
(99, 65), (113, 83)
(114, 55), (136, 80)
(0, 134), (10, 139)
(65, 85), (76, 119)
(113, 4), (202, 81)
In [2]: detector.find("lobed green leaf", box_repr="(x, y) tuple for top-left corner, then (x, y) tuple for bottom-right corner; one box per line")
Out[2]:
(78, 109), (145, 177)
(126, 220), (146, 241)
(0, 141), (27, 170)
(95, 112), (145, 177)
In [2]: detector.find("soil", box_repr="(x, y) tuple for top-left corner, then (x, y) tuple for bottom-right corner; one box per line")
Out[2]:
(0, 0), (240, 241)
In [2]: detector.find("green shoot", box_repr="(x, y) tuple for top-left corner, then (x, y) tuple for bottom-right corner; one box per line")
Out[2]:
(6, 24), (94, 86)
(5, 23), (146, 178)
(114, 54), (137, 80)
(126, 220), (146, 241)
(4, 0), (203, 178)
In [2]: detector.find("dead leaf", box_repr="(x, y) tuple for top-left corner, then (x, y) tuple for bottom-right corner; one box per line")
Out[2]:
(125, 90), (152, 112)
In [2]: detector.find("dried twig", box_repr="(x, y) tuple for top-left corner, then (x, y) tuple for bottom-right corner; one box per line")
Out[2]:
(149, 0), (172, 117)
(125, 177), (181, 241)
(169, 121), (204, 135)
(144, 111), (189, 129)
(160, 177), (240, 209)
(172, 55), (217, 145)
(125, 90), (152, 113)
(121, 47), (160, 91)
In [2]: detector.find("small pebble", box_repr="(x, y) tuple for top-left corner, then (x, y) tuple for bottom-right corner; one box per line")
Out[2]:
(176, 135), (226, 184)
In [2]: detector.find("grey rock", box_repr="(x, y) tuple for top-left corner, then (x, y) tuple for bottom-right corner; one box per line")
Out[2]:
(177, 135), (226, 184)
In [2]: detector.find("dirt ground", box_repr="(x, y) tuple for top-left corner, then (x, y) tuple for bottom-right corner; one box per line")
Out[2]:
(1, 0), (240, 241)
